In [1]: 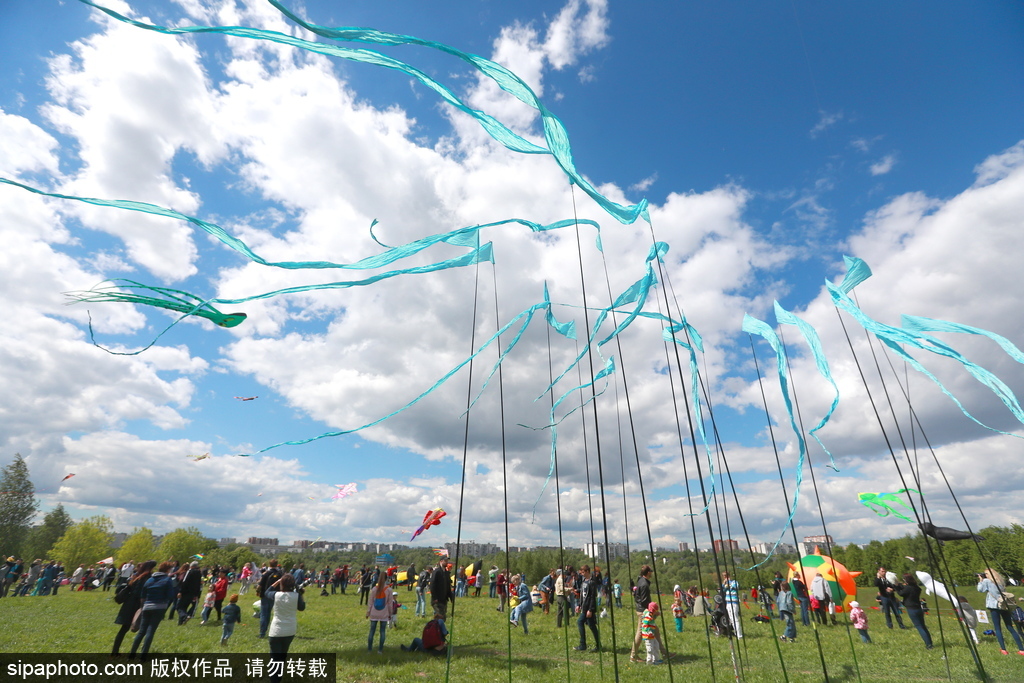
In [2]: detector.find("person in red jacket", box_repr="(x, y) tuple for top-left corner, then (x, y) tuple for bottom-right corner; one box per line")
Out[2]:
(212, 570), (229, 621)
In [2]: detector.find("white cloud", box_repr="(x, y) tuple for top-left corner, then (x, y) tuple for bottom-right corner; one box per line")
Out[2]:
(869, 153), (897, 176)
(810, 110), (843, 138)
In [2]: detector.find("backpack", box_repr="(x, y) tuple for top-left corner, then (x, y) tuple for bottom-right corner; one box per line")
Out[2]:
(422, 619), (444, 649)
(1011, 606), (1024, 623)
(114, 582), (131, 605)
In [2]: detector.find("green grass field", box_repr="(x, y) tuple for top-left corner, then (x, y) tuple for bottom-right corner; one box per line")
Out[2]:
(0, 586), (1021, 682)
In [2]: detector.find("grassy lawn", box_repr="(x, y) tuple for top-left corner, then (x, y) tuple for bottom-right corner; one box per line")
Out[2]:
(0, 586), (1020, 682)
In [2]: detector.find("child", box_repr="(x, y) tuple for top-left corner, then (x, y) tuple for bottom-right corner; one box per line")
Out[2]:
(956, 595), (980, 643)
(221, 594), (242, 646)
(849, 601), (871, 643)
(400, 610), (448, 654)
(776, 581), (797, 643)
(642, 602), (662, 664)
(672, 596), (685, 632)
(200, 588), (216, 625)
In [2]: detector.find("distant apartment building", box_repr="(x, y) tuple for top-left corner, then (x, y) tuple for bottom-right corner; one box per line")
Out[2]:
(712, 539), (740, 553)
(749, 541), (797, 555)
(444, 541), (501, 557)
(584, 542), (631, 560)
(678, 542), (690, 552)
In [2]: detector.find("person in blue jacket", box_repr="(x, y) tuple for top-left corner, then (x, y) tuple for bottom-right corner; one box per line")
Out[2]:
(129, 561), (177, 659)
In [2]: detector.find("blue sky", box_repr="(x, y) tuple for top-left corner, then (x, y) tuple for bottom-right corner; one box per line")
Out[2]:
(1, 0), (1023, 552)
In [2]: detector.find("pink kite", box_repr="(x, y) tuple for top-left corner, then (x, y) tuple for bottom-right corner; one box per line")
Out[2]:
(332, 483), (358, 500)
(410, 508), (446, 541)
(60, 473), (76, 483)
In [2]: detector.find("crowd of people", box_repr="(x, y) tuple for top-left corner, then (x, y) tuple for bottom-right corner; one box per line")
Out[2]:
(7, 551), (1024, 666)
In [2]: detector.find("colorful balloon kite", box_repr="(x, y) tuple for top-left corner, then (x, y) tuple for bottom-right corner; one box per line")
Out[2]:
(858, 488), (920, 523)
(332, 483), (358, 500)
(787, 546), (861, 614)
(411, 508), (446, 541)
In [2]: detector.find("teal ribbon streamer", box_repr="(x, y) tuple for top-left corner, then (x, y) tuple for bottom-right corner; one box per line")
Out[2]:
(743, 313), (808, 568)
(773, 301), (840, 472)
(77, 0), (648, 226)
(828, 258), (1024, 438)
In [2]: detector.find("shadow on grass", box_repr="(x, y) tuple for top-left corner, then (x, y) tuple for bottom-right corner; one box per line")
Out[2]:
(334, 645), (562, 672)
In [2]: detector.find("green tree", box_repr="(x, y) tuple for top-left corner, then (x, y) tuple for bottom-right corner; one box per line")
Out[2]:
(157, 527), (216, 564)
(25, 503), (73, 560)
(204, 543), (261, 571)
(51, 516), (114, 570)
(0, 453), (38, 558)
(116, 527), (156, 565)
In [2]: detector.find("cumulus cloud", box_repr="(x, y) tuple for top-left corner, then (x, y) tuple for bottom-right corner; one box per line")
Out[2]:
(2, 0), (1022, 552)
(869, 153), (897, 176)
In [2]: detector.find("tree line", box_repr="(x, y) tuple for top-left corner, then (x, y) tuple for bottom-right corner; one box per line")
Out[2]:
(2, 453), (1020, 588)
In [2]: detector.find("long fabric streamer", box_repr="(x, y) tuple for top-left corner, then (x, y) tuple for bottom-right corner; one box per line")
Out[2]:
(77, 0), (648, 226)
(743, 313), (808, 567)
(773, 301), (841, 471)
(830, 257), (1024, 438)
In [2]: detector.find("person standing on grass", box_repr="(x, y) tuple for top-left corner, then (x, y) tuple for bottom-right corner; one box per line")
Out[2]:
(429, 559), (455, 621)
(810, 572), (832, 626)
(630, 565), (654, 661)
(495, 570), (508, 613)
(359, 566), (373, 606)
(257, 559), (283, 639)
(776, 581), (797, 643)
(266, 573), (305, 683)
(894, 573), (933, 649)
(672, 595), (685, 633)
(211, 570), (229, 621)
(367, 570), (393, 653)
(875, 566), (907, 630)
(849, 600), (871, 643)
(555, 569), (570, 628)
(977, 568), (1024, 655)
(792, 573), (811, 626)
(111, 560), (154, 657)
(574, 565), (601, 652)
(538, 569), (556, 615)
(221, 594), (242, 646)
(176, 561), (202, 625)
(415, 567), (430, 617)
(722, 571), (743, 639)
(642, 602), (663, 664)
(129, 561), (177, 660)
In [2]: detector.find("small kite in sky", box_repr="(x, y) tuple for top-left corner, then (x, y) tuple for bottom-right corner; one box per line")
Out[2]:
(858, 488), (919, 523)
(307, 496), (317, 501)
(191, 553), (204, 560)
(433, 548), (449, 558)
(60, 473), (76, 483)
(332, 483), (358, 500)
(257, 492), (263, 497)
(187, 453), (211, 461)
(234, 396), (258, 401)
(410, 508), (446, 541)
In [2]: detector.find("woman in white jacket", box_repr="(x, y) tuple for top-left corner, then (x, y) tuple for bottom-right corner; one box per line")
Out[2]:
(267, 573), (306, 683)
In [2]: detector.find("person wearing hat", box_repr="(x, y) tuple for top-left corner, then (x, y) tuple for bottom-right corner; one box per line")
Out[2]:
(641, 601), (662, 664)
(849, 600), (871, 643)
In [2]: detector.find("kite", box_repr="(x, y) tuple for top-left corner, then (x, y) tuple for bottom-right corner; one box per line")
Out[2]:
(191, 554), (204, 560)
(257, 492), (263, 497)
(411, 508), (446, 541)
(234, 396), (258, 401)
(919, 522), (984, 543)
(858, 488), (920, 523)
(60, 474), (76, 483)
(905, 556), (916, 562)
(433, 548), (449, 558)
(97, 556), (114, 565)
(187, 453), (211, 462)
(307, 496), (317, 501)
(67, 279), (248, 329)
(332, 483), (358, 500)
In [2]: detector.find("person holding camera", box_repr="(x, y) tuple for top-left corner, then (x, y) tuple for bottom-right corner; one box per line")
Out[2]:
(977, 569), (1024, 655)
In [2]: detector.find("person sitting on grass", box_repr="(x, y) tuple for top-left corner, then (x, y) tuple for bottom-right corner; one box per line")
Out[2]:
(221, 593), (242, 646)
(400, 610), (449, 654)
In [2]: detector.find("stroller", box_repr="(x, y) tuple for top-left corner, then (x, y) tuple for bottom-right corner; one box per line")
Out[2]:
(710, 594), (734, 638)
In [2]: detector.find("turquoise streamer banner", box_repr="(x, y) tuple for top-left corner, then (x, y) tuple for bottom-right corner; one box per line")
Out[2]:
(828, 260), (1024, 438)
(77, 0), (648, 226)
(773, 301), (840, 471)
(743, 313), (808, 568)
